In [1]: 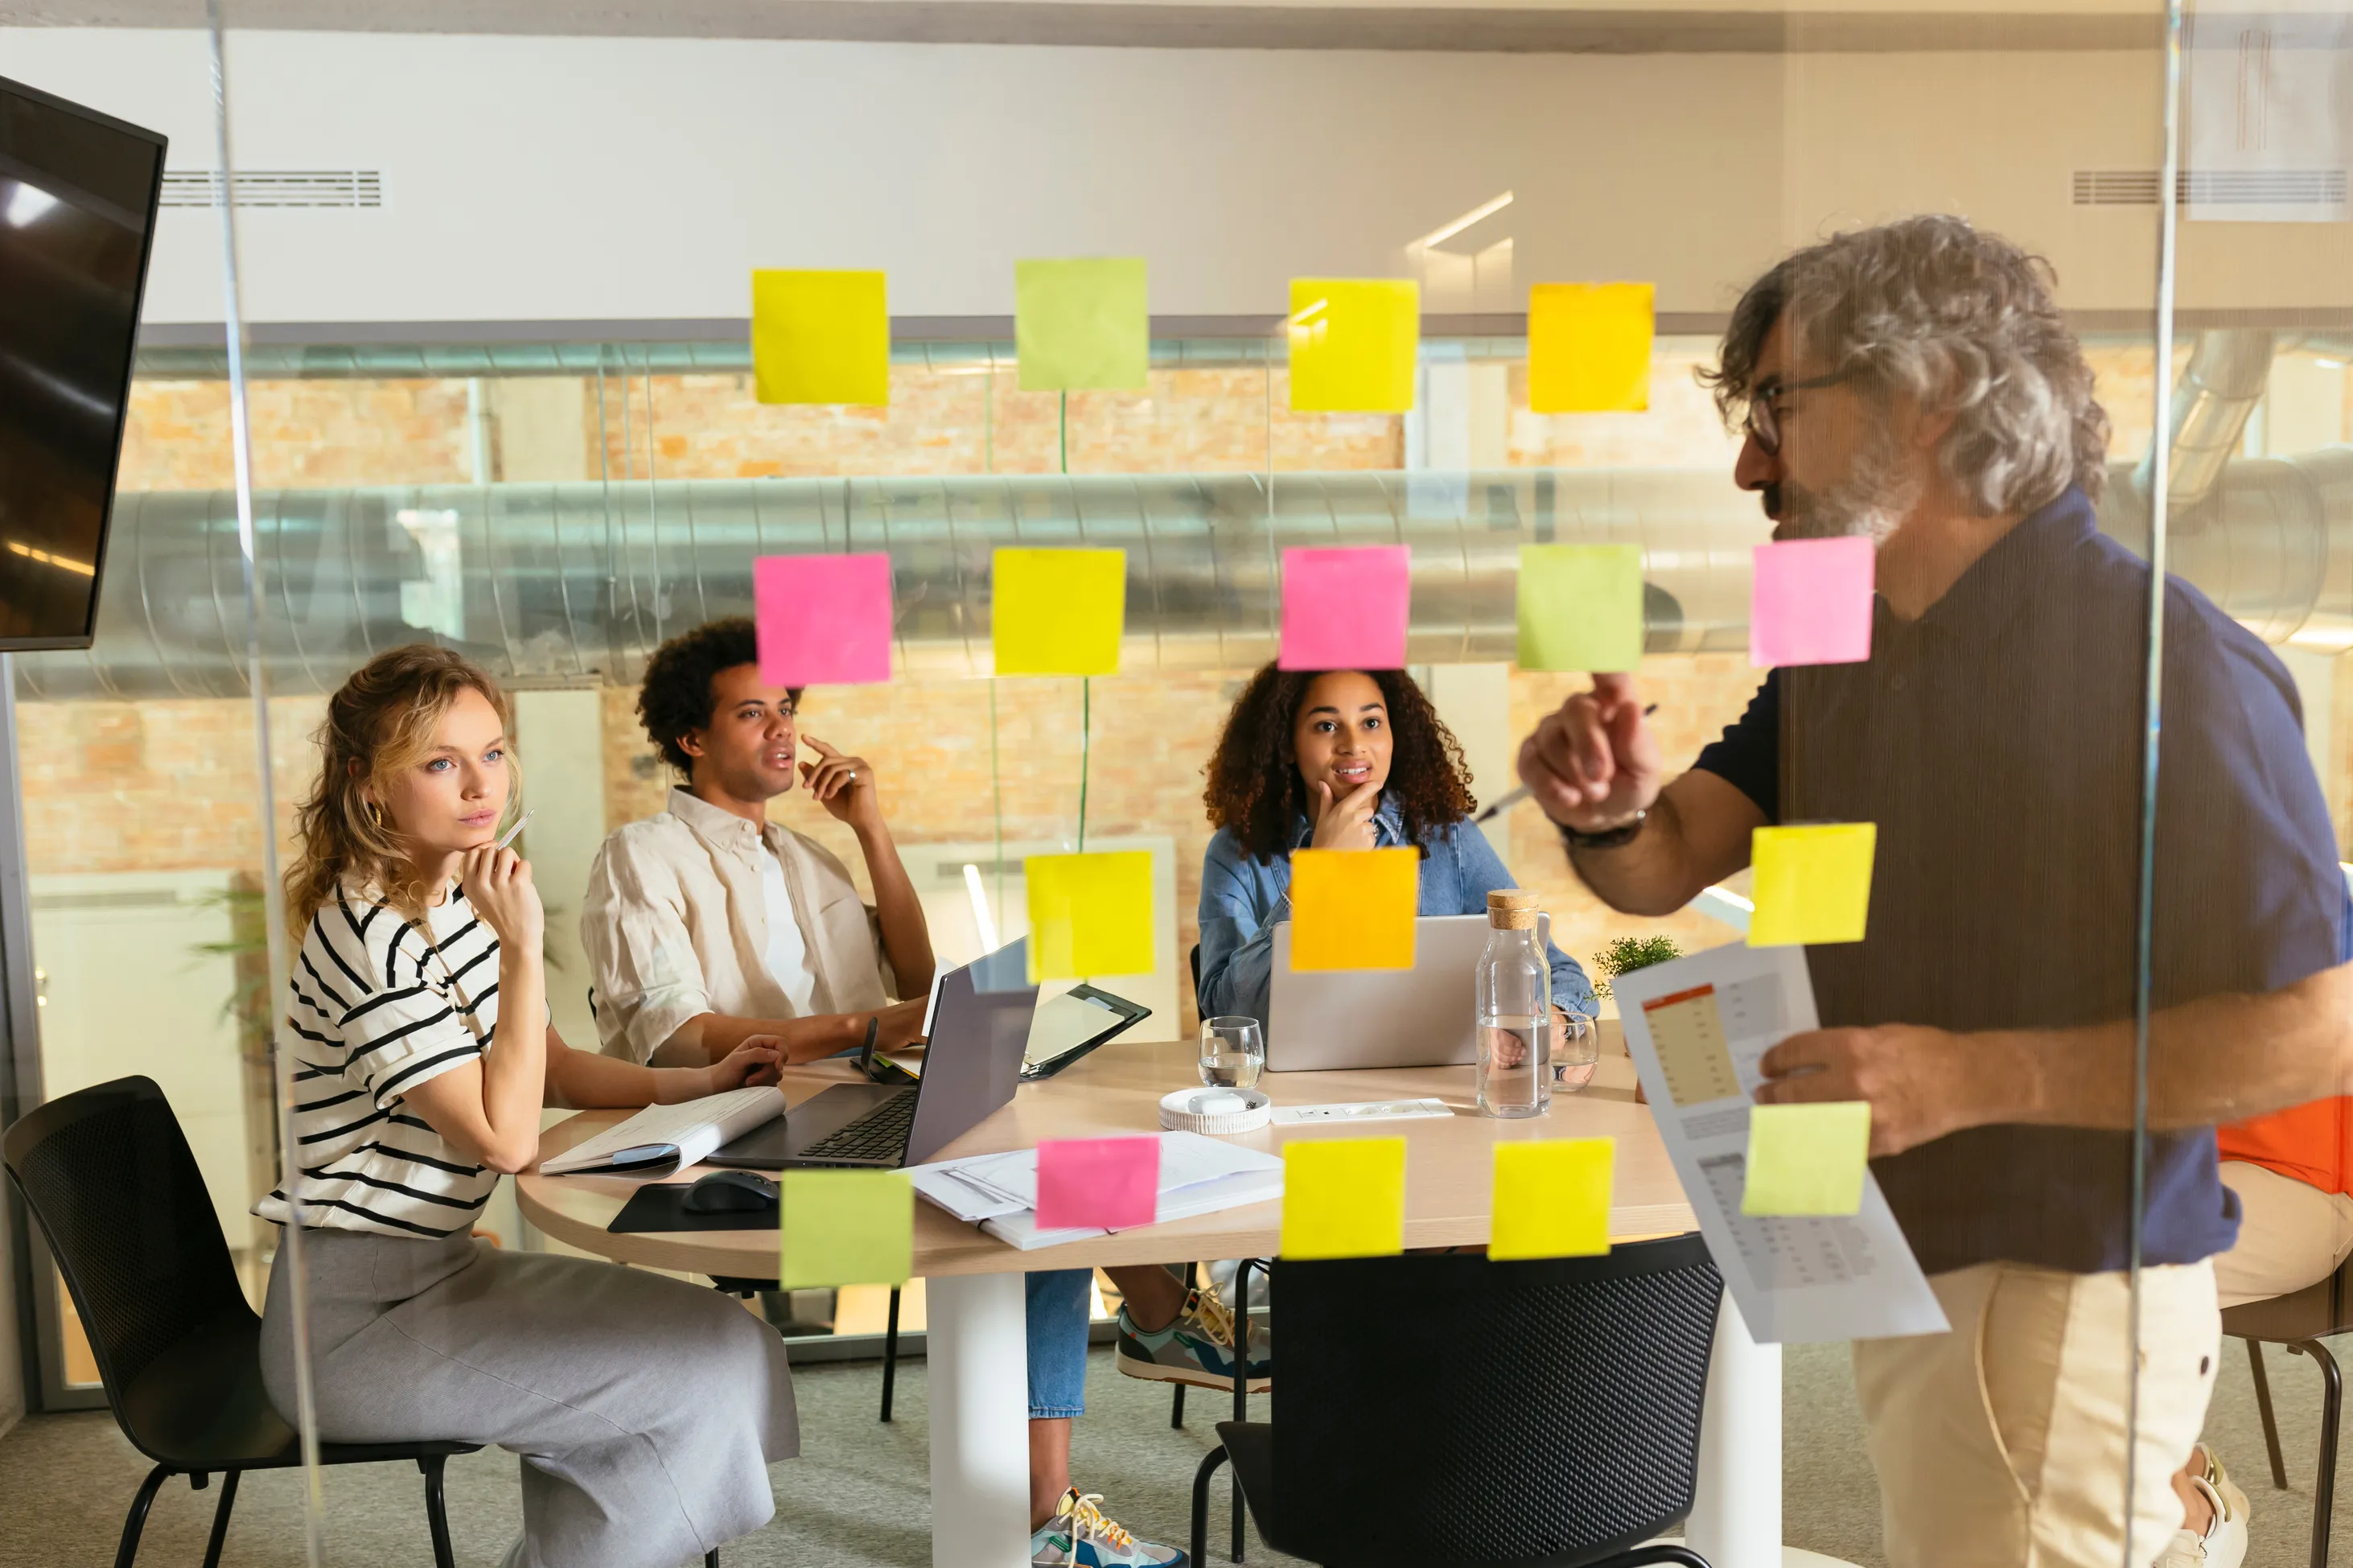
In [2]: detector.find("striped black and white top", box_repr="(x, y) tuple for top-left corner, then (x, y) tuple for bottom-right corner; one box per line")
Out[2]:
(254, 884), (505, 1237)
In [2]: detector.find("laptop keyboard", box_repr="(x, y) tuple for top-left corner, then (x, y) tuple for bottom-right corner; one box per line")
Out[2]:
(800, 1090), (918, 1163)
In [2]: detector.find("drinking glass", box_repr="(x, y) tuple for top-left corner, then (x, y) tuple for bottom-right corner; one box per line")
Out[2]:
(1550, 1010), (1601, 1096)
(1199, 1016), (1265, 1089)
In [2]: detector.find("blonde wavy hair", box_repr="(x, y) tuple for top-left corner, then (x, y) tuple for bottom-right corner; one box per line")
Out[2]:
(285, 644), (521, 934)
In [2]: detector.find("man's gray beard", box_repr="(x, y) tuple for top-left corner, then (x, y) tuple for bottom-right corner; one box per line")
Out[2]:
(1775, 426), (1921, 543)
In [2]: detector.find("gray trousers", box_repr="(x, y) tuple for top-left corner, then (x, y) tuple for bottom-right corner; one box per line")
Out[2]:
(261, 1228), (798, 1568)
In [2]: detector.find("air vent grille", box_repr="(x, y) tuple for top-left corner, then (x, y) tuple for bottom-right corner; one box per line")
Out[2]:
(159, 171), (383, 209)
(2073, 168), (2349, 207)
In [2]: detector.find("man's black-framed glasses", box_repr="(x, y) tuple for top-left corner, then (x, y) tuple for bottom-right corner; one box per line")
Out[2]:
(1745, 367), (1860, 455)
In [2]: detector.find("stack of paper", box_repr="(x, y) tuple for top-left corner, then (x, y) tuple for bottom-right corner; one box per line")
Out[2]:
(910, 1131), (1283, 1251)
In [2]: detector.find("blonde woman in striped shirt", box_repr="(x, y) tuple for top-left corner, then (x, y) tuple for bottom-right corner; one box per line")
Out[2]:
(255, 645), (797, 1568)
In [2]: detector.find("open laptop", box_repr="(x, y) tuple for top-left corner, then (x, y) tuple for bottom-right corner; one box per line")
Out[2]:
(1267, 914), (1491, 1072)
(705, 939), (1038, 1170)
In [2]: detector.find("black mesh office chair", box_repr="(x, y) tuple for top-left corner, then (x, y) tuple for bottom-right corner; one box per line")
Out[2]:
(2, 1076), (483, 1568)
(1191, 1236), (1722, 1568)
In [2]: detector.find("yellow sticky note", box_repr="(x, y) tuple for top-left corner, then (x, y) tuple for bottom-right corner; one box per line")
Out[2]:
(1025, 851), (1156, 982)
(1528, 282), (1654, 414)
(1748, 823), (1877, 946)
(992, 548), (1125, 677)
(1490, 1138), (1615, 1259)
(1517, 543), (1644, 672)
(1281, 1137), (1406, 1258)
(1287, 278), (1418, 414)
(751, 270), (889, 407)
(1017, 257), (1149, 392)
(780, 1170), (913, 1288)
(1288, 847), (1418, 970)
(1742, 1101), (1871, 1216)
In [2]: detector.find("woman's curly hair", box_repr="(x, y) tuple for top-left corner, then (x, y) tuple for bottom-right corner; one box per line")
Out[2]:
(1203, 665), (1476, 864)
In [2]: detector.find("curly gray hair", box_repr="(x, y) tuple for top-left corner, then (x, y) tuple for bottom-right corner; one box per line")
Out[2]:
(1700, 215), (2110, 513)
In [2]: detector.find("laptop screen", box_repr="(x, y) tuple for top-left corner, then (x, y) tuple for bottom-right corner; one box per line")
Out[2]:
(904, 938), (1037, 1167)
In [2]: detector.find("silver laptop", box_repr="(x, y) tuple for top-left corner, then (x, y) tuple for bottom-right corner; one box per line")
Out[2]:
(1267, 914), (1492, 1072)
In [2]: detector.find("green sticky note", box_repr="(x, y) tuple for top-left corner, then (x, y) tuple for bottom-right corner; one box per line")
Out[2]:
(1517, 543), (1644, 672)
(751, 270), (890, 407)
(1287, 278), (1418, 414)
(1490, 1138), (1614, 1259)
(1281, 1137), (1406, 1259)
(1748, 823), (1877, 946)
(780, 1169), (913, 1288)
(1025, 850), (1157, 982)
(1016, 258), (1149, 393)
(993, 548), (1126, 677)
(1742, 1101), (1870, 1216)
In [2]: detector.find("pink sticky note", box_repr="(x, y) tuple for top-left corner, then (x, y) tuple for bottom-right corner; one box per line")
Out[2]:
(755, 553), (894, 686)
(1034, 1135), (1161, 1231)
(1279, 545), (1411, 671)
(1750, 537), (1875, 668)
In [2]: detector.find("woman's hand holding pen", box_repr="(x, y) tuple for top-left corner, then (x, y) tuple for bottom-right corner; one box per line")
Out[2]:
(1307, 778), (1381, 850)
(460, 845), (544, 953)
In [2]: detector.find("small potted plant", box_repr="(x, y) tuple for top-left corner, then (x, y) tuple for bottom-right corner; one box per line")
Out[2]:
(1590, 936), (1684, 1103)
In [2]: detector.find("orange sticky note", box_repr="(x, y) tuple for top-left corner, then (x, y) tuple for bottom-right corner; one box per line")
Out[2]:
(1281, 1137), (1406, 1258)
(751, 270), (889, 406)
(1490, 1138), (1614, 1259)
(1528, 282), (1654, 414)
(1748, 823), (1876, 946)
(779, 1170), (913, 1288)
(1742, 1102), (1870, 1216)
(1288, 278), (1418, 414)
(992, 548), (1125, 677)
(1025, 851), (1156, 982)
(1288, 847), (1418, 970)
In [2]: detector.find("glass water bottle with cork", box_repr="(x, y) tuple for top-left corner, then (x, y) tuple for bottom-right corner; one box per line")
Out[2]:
(1475, 889), (1553, 1117)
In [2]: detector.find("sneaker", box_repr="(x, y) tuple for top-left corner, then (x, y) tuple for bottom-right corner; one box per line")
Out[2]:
(2152, 1446), (2248, 1568)
(1030, 1489), (1187, 1568)
(1115, 1282), (1271, 1393)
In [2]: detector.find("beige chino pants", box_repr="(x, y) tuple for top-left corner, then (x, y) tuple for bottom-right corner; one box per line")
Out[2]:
(1852, 1259), (2218, 1568)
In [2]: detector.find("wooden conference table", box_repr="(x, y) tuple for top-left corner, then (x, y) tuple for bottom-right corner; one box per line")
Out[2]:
(517, 1031), (1791, 1568)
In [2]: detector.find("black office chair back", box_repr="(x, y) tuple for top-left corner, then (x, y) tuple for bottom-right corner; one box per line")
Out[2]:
(2, 1076), (253, 1400)
(1274, 1234), (1722, 1567)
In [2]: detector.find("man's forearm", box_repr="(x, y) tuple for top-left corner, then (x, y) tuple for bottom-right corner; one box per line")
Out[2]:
(1969, 964), (2353, 1132)
(1568, 792), (1710, 917)
(662, 1010), (872, 1068)
(858, 819), (936, 994)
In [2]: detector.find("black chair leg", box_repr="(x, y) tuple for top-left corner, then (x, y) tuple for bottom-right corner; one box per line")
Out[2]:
(1190, 1445), (1231, 1568)
(1170, 1261), (1199, 1430)
(705, 1555), (720, 1567)
(2250, 1339), (2290, 1491)
(114, 1463), (172, 1568)
(1600, 1547), (1711, 1568)
(880, 1286), (902, 1422)
(420, 1452), (459, 1568)
(2291, 1338), (2343, 1568)
(200, 1469), (242, 1568)
(1231, 1260), (1257, 1563)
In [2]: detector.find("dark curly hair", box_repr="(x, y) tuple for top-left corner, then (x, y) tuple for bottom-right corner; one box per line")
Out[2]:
(1203, 665), (1476, 864)
(637, 617), (800, 776)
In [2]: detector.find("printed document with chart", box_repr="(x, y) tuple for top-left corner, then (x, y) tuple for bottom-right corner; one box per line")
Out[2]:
(1613, 941), (1947, 1344)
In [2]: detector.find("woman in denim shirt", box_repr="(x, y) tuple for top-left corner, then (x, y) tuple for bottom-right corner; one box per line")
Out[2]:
(1197, 665), (1597, 1024)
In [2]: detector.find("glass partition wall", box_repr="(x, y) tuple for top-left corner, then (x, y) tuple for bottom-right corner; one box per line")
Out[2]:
(18, 2), (2353, 1564)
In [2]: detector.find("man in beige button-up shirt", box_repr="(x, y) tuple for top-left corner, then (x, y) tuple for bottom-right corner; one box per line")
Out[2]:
(582, 623), (934, 1068)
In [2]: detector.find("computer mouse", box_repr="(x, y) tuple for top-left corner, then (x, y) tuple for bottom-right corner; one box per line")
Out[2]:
(682, 1170), (778, 1214)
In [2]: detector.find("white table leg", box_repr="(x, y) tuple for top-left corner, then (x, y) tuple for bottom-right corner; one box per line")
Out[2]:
(1685, 1290), (1781, 1568)
(928, 1273), (1034, 1568)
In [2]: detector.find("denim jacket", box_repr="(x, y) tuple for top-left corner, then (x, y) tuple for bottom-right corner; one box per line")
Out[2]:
(1195, 794), (1598, 1025)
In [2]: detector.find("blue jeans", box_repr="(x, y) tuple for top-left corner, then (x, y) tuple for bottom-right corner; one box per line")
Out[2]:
(1025, 1269), (1091, 1419)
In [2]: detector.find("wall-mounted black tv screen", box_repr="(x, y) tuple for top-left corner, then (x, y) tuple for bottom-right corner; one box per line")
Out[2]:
(0, 76), (164, 652)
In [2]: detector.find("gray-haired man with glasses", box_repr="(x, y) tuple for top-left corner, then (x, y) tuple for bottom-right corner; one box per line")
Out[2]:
(1519, 216), (2351, 1566)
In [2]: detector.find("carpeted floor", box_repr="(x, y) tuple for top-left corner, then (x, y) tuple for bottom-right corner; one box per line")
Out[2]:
(2, 1338), (2345, 1566)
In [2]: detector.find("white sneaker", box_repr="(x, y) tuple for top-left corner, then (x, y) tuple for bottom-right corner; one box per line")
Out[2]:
(2151, 1446), (2248, 1568)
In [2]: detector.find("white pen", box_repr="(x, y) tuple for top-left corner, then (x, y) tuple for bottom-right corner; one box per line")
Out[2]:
(495, 809), (534, 851)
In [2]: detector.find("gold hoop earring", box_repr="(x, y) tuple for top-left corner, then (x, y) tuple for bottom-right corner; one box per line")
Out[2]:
(365, 800), (383, 830)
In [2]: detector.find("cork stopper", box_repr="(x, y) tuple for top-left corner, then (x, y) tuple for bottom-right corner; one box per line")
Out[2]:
(1487, 889), (1540, 930)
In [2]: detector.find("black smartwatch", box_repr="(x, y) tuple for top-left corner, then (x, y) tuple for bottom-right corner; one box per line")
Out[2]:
(1557, 810), (1647, 851)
